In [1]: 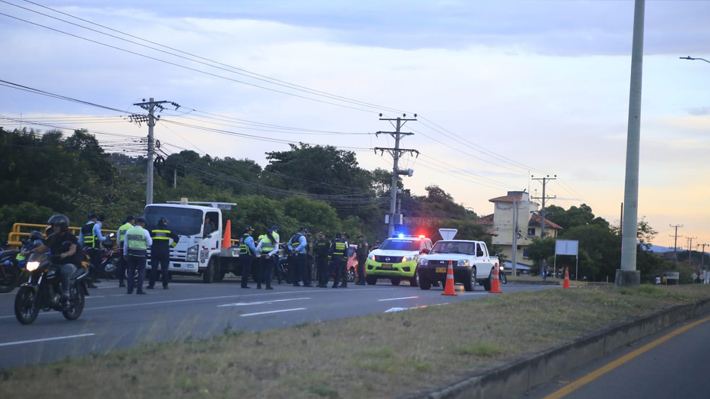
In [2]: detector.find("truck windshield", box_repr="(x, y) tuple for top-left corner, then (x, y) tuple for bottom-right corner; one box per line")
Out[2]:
(431, 241), (475, 255)
(380, 239), (420, 251)
(143, 206), (204, 236)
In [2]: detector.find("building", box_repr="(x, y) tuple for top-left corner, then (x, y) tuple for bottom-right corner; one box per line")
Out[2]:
(478, 191), (562, 267)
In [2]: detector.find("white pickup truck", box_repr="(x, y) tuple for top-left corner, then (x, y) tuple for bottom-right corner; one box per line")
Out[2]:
(417, 229), (500, 291)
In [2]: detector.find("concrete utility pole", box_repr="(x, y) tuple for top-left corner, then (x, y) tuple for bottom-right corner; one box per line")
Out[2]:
(511, 195), (519, 276)
(531, 175), (556, 238)
(131, 98), (180, 206)
(669, 224), (683, 262)
(687, 237), (697, 264)
(699, 243), (708, 270)
(374, 114), (418, 237)
(618, 0), (645, 287)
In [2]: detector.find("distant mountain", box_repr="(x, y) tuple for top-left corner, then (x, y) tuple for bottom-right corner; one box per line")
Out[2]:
(648, 244), (674, 253)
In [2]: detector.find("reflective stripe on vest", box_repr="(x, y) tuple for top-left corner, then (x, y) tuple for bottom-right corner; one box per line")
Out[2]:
(261, 236), (274, 252)
(118, 223), (132, 246)
(82, 221), (98, 248)
(126, 226), (148, 256)
(240, 233), (252, 255)
(152, 229), (172, 240)
(333, 240), (346, 256)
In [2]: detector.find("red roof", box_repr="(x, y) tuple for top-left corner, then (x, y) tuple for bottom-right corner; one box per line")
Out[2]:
(488, 194), (524, 203)
(529, 213), (563, 230)
(476, 214), (495, 226)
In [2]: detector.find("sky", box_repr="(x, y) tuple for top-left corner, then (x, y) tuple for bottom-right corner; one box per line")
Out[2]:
(1, 0), (709, 251)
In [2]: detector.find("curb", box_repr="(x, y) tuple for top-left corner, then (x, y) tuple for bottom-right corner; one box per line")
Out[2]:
(412, 297), (710, 399)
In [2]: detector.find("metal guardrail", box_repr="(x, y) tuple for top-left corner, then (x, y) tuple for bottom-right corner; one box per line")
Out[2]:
(7, 222), (116, 249)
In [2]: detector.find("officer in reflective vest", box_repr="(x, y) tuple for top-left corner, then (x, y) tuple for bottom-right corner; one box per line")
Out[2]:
(115, 215), (135, 288)
(123, 217), (152, 295)
(255, 227), (279, 289)
(329, 232), (348, 288)
(79, 213), (106, 287)
(288, 227), (310, 287)
(239, 226), (256, 288)
(149, 218), (179, 290)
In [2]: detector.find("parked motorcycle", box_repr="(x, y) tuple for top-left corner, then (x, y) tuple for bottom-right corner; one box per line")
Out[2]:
(82, 233), (119, 279)
(14, 250), (89, 325)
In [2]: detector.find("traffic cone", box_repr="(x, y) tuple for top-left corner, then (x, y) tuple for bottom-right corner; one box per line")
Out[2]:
(490, 266), (502, 294)
(442, 260), (457, 296)
(222, 220), (232, 248)
(563, 267), (570, 289)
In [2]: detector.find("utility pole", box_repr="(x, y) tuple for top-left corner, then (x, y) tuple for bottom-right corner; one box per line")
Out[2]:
(131, 98), (180, 205)
(698, 243), (708, 271)
(669, 224), (683, 262)
(374, 114), (418, 237)
(687, 236), (697, 265)
(511, 195), (519, 276)
(531, 175), (556, 238)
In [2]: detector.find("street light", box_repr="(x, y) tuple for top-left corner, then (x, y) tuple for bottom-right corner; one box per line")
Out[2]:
(680, 56), (710, 64)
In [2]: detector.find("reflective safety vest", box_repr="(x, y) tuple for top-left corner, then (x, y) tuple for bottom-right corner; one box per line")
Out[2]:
(117, 223), (132, 246)
(260, 235), (275, 252)
(290, 233), (305, 254)
(81, 221), (98, 249)
(332, 240), (346, 257)
(126, 226), (148, 257)
(239, 233), (253, 255)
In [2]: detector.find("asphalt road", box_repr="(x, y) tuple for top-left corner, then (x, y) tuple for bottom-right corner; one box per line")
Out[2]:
(0, 276), (552, 369)
(522, 314), (710, 399)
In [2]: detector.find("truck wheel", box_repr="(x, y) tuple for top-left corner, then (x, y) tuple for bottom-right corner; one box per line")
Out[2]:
(481, 275), (491, 291)
(463, 267), (476, 292)
(366, 275), (377, 285)
(203, 258), (215, 284)
(409, 269), (420, 287)
(419, 276), (431, 290)
(390, 278), (401, 286)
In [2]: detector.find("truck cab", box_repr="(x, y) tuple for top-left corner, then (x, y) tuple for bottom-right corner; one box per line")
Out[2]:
(143, 200), (236, 283)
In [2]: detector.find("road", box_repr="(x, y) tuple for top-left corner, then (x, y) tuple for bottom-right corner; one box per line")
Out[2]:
(0, 276), (551, 369)
(523, 314), (710, 399)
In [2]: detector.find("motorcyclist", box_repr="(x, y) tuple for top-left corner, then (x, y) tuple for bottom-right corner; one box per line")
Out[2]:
(30, 215), (81, 306)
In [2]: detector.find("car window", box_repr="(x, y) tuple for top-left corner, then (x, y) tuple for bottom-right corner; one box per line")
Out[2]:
(380, 239), (420, 251)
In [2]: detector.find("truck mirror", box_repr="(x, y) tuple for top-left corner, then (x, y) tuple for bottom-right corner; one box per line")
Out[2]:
(420, 248), (430, 254)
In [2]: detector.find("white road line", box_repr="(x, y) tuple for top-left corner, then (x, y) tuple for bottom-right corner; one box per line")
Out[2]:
(218, 297), (310, 307)
(86, 296), (105, 299)
(240, 308), (306, 317)
(378, 296), (419, 301)
(0, 333), (95, 347)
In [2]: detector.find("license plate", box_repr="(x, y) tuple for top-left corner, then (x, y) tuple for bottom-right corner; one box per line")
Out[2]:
(380, 264), (393, 269)
(436, 267), (447, 273)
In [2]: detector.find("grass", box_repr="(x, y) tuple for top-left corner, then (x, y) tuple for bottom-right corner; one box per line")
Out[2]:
(2, 284), (710, 399)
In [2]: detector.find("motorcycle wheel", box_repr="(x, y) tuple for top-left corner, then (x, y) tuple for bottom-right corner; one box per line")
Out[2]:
(14, 286), (39, 325)
(62, 284), (85, 321)
(500, 271), (508, 284)
(0, 266), (21, 293)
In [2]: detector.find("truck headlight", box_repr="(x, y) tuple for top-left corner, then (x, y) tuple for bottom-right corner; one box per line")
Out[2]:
(457, 259), (470, 267)
(419, 258), (428, 266)
(186, 245), (198, 262)
(368, 253), (375, 260)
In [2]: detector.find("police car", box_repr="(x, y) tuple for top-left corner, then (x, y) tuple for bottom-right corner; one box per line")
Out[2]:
(365, 235), (433, 286)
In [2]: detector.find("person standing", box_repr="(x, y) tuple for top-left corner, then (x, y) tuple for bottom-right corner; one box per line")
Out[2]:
(148, 218), (179, 290)
(541, 259), (548, 281)
(255, 226), (279, 290)
(123, 217), (152, 295)
(329, 232), (348, 288)
(239, 226), (256, 289)
(314, 232), (331, 288)
(115, 215), (135, 288)
(79, 213), (106, 288)
(355, 235), (369, 285)
(288, 227), (310, 287)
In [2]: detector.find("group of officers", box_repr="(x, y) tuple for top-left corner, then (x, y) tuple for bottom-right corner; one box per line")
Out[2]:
(238, 226), (371, 289)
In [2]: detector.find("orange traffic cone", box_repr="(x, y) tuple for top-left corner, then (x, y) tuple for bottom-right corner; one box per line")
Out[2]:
(442, 261), (457, 296)
(490, 266), (502, 294)
(222, 219), (232, 248)
(563, 267), (570, 290)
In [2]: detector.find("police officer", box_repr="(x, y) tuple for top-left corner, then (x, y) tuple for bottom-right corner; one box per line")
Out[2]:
(79, 213), (106, 288)
(123, 217), (152, 295)
(148, 218), (179, 289)
(289, 227), (310, 287)
(355, 235), (369, 285)
(255, 226), (279, 290)
(239, 226), (256, 289)
(314, 232), (331, 288)
(116, 215), (135, 288)
(329, 232), (348, 288)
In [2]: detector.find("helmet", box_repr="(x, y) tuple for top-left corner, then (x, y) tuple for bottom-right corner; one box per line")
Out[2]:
(335, 232), (342, 238)
(270, 225), (279, 231)
(48, 215), (70, 231)
(158, 217), (169, 225)
(29, 230), (44, 241)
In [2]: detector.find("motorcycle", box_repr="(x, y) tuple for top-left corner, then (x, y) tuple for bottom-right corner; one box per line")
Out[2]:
(499, 265), (508, 284)
(0, 231), (45, 293)
(14, 249), (89, 325)
(82, 233), (119, 279)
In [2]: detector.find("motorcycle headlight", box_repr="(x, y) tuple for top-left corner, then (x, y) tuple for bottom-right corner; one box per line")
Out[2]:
(26, 260), (41, 272)
(186, 245), (199, 262)
(419, 258), (428, 266)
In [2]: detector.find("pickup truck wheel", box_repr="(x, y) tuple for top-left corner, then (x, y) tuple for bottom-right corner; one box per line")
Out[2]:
(390, 278), (401, 286)
(482, 275), (491, 291)
(463, 267), (476, 292)
(202, 258), (215, 284)
(409, 269), (420, 287)
(419, 276), (431, 290)
(366, 275), (377, 285)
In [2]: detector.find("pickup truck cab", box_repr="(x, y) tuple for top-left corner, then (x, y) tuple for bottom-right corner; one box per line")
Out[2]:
(417, 229), (499, 291)
(365, 235), (432, 286)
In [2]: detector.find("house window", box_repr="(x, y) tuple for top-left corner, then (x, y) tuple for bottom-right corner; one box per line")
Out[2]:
(527, 228), (536, 236)
(523, 248), (530, 258)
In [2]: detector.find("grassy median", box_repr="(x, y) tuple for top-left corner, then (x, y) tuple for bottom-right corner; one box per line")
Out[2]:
(2, 284), (709, 399)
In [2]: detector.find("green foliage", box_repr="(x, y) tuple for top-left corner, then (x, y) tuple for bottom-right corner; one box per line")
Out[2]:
(0, 202), (55, 241)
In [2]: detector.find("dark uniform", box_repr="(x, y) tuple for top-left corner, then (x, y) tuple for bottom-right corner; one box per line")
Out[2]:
(329, 234), (348, 288)
(355, 236), (369, 285)
(314, 234), (331, 288)
(288, 228), (310, 287)
(149, 219), (179, 289)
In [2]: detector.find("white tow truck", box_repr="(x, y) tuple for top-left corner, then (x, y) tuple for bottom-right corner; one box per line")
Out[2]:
(416, 228), (500, 291)
(143, 199), (240, 283)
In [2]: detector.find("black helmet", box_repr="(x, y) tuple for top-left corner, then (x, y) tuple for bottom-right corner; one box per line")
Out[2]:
(335, 232), (342, 238)
(48, 214), (70, 231)
(158, 217), (169, 225)
(29, 230), (44, 241)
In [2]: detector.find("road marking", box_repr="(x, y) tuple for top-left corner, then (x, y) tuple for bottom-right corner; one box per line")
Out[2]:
(86, 296), (105, 299)
(0, 333), (95, 347)
(542, 314), (710, 399)
(378, 296), (419, 302)
(218, 297), (310, 307)
(240, 308), (306, 317)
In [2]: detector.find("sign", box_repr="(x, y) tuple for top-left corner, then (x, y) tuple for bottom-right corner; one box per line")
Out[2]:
(555, 240), (579, 256)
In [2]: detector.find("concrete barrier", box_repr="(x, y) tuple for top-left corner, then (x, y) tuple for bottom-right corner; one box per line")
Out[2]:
(413, 297), (710, 399)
